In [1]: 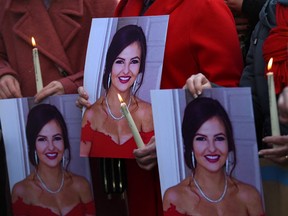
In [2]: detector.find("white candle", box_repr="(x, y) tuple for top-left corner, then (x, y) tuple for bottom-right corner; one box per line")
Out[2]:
(118, 94), (144, 148)
(31, 37), (43, 93)
(267, 58), (280, 137)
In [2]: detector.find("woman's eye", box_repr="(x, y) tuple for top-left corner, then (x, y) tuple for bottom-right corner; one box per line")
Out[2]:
(54, 136), (63, 141)
(215, 136), (226, 141)
(37, 137), (46, 142)
(115, 59), (124, 64)
(131, 59), (140, 64)
(195, 136), (206, 141)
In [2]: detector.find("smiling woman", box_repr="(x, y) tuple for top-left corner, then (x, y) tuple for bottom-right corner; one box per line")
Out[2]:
(80, 24), (154, 158)
(163, 97), (265, 216)
(11, 104), (95, 216)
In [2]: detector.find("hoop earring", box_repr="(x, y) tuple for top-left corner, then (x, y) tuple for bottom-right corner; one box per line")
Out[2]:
(34, 151), (38, 165)
(62, 154), (65, 168)
(132, 80), (137, 94)
(62, 149), (68, 168)
(191, 151), (195, 169)
(225, 157), (229, 174)
(107, 73), (111, 88)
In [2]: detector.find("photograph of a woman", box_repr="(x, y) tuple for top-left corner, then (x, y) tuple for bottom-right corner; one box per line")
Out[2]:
(81, 24), (154, 158)
(12, 104), (95, 216)
(162, 97), (265, 216)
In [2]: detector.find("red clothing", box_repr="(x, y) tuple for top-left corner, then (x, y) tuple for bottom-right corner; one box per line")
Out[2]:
(81, 121), (154, 158)
(115, 0), (243, 89)
(164, 204), (266, 216)
(126, 159), (163, 216)
(262, 2), (288, 94)
(81, 121), (162, 216)
(164, 204), (190, 216)
(12, 197), (95, 216)
(0, 0), (94, 96)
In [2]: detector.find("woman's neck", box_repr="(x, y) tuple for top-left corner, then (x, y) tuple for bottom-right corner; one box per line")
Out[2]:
(36, 164), (63, 181)
(106, 87), (131, 105)
(193, 167), (226, 188)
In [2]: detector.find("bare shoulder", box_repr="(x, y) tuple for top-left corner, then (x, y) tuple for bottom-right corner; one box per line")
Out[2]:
(67, 172), (91, 191)
(235, 180), (261, 201)
(136, 97), (152, 115)
(82, 97), (105, 127)
(163, 178), (198, 210)
(11, 174), (35, 202)
(67, 172), (93, 203)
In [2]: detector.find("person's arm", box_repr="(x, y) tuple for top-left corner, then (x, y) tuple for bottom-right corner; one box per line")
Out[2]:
(240, 183), (264, 216)
(190, 0), (243, 88)
(0, 33), (22, 98)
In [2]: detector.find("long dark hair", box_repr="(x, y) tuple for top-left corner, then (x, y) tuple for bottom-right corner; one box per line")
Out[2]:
(26, 104), (71, 168)
(102, 24), (147, 94)
(182, 97), (236, 175)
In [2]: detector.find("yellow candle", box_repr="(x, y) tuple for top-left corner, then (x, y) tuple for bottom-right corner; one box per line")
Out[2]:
(31, 37), (43, 92)
(118, 94), (144, 148)
(267, 58), (280, 137)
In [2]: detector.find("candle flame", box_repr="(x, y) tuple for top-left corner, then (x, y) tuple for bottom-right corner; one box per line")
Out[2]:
(267, 58), (273, 71)
(117, 93), (124, 103)
(31, 37), (36, 47)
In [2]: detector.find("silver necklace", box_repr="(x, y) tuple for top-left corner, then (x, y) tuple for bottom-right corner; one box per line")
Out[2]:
(193, 174), (227, 203)
(36, 170), (64, 194)
(105, 94), (132, 120)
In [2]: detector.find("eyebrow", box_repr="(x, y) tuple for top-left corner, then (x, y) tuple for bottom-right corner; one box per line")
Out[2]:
(116, 56), (140, 60)
(195, 132), (226, 137)
(37, 133), (62, 138)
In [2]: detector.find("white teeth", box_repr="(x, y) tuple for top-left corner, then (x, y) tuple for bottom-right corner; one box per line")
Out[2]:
(47, 153), (57, 157)
(119, 77), (130, 81)
(206, 155), (219, 159)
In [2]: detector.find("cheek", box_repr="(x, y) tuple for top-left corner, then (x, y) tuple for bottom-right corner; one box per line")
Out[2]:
(217, 142), (229, 153)
(55, 141), (65, 151)
(112, 64), (122, 74)
(130, 64), (140, 75)
(35, 143), (46, 153)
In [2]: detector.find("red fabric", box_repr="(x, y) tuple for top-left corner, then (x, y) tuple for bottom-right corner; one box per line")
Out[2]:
(12, 197), (96, 216)
(126, 159), (163, 216)
(0, 0), (94, 96)
(81, 121), (162, 216)
(115, 0), (243, 89)
(81, 121), (154, 158)
(263, 3), (288, 94)
(164, 204), (189, 216)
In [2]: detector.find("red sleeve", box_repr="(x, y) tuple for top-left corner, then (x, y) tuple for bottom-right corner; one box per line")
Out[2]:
(189, 0), (243, 87)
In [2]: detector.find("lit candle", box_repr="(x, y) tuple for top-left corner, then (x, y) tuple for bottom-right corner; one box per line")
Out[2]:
(267, 58), (280, 138)
(118, 94), (144, 148)
(31, 37), (43, 92)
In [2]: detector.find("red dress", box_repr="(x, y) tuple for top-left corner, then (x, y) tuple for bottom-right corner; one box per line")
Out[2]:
(164, 204), (190, 216)
(164, 204), (266, 216)
(12, 197), (95, 216)
(81, 121), (154, 158)
(81, 121), (163, 216)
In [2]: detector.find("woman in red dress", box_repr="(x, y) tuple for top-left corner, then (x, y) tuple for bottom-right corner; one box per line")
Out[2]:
(163, 98), (265, 216)
(12, 104), (95, 216)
